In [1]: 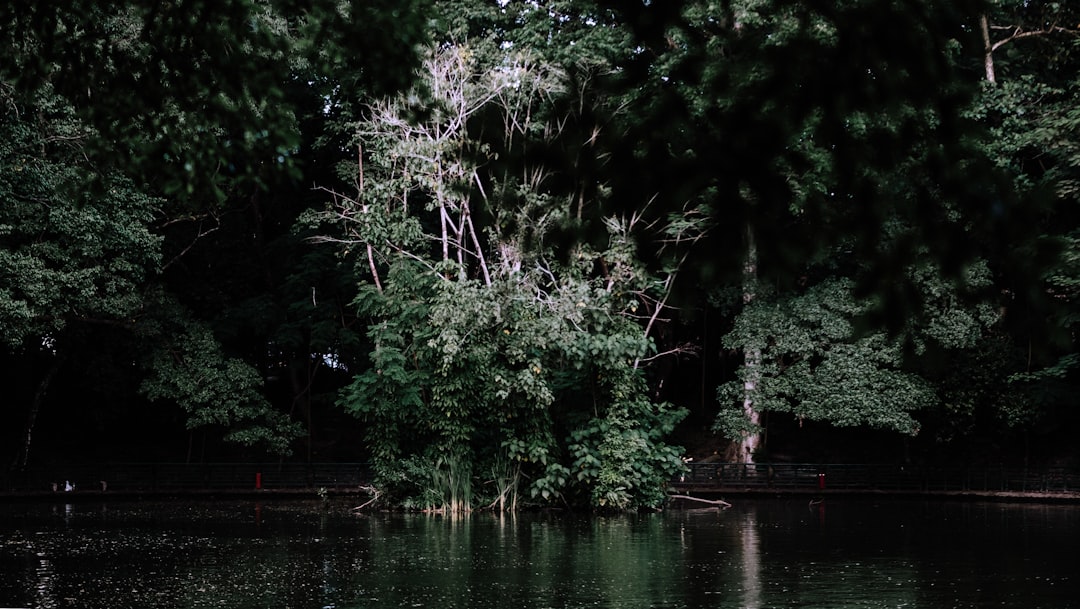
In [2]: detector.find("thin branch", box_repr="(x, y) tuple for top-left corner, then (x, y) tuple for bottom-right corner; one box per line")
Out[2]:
(313, 184), (359, 207)
(351, 485), (382, 510)
(41, 133), (90, 144)
(990, 24), (1076, 52)
(981, 17), (1080, 87)
(161, 217), (221, 271)
(637, 343), (701, 364)
(463, 205), (491, 286)
(384, 239), (450, 280)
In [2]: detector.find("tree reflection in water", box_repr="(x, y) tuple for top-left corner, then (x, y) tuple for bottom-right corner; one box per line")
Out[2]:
(740, 509), (761, 609)
(0, 499), (1076, 608)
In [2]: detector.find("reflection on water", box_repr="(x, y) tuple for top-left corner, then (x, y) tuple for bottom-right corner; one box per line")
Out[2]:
(741, 509), (760, 609)
(0, 498), (1077, 608)
(32, 554), (55, 609)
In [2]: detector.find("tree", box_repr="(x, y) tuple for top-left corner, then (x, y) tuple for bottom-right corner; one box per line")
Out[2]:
(1, 0), (432, 466)
(715, 259), (1003, 456)
(138, 292), (304, 456)
(317, 39), (690, 511)
(7, 0), (1079, 473)
(0, 83), (162, 467)
(0, 83), (305, 461)
(979, 1), (1080, 84)
(966, 1), (1080, 458)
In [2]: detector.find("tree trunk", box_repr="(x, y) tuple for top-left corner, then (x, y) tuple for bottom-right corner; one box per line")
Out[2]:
(738, 225), (762, 464)
(288, 358), (319, 463)
(12, 352), (64, 471)
(357, 143), (384, 294)
(980, 14), (996, 84)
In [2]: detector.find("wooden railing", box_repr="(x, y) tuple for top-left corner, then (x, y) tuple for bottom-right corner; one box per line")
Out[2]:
(1, 462), (373, 493)
(4, 462), (1078, 496)
(675, 462), (1080, 494)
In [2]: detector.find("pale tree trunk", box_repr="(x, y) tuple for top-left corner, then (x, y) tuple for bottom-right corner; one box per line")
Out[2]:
(439, 200), (450, 264)
(356, 144), (383, 294)
(366, 243), (382, 293)
(737, 225), (762, 465)
(980, 14), (996, 84)
(977, 13), (1077, 85)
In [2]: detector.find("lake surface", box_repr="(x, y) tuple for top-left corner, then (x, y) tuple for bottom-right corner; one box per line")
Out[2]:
(0, 497), (1076, 608)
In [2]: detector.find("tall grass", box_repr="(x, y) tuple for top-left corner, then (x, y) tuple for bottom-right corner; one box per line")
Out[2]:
(431, 451), (472, 513)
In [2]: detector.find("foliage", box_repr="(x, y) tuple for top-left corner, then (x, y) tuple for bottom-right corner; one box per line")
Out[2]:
(567, 368), (686, 510)
(589, 0), (994, 290)
(6, 0), (1080, 474)
(0, 0), (430, 200)
(140, 294), (302, 455)
(965, 1), (1080, 450)
(715, 279), (936, 439)
(319, 35), (689, 510)
(0, 84), (162, 347)
(336, 243), (686, 510)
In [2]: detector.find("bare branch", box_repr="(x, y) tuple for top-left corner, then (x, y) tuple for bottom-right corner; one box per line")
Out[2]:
(637, 343), (701, 364)
(634, 273), (677, 370)
(668, 494), (732, 509)
(989, 24), (1077, 52)
(161, 215), (221, 271)
(351, 485), (382, 510)
(982, 15), (1080, 84)
(365, 243), (383, 295)
(463, 204), (491, 286)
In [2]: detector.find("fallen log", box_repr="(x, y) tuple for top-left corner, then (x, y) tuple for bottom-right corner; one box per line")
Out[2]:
(668, 494), (732, 509)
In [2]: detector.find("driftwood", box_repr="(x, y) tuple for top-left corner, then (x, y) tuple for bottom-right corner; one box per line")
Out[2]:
(351, 485), (382, 511)
(668, 494), (732, 509)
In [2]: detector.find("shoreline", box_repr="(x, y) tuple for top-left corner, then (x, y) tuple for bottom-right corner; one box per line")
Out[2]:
(669, 485), (1080, 504)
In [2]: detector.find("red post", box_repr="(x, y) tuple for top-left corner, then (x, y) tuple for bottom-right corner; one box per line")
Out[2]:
(818, 473), (825, 490)
(255, 472), (262, 490)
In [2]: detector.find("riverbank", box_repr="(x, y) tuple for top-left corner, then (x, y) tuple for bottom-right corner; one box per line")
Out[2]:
(3, 461), (1078, 505)
(0, 487), (368, 503)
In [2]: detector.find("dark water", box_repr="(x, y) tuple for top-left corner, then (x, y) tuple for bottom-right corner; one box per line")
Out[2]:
(0, 498), (1076, 608)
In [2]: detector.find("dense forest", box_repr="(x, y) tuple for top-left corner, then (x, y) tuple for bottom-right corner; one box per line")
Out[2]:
(2, 0), (1080, 510)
